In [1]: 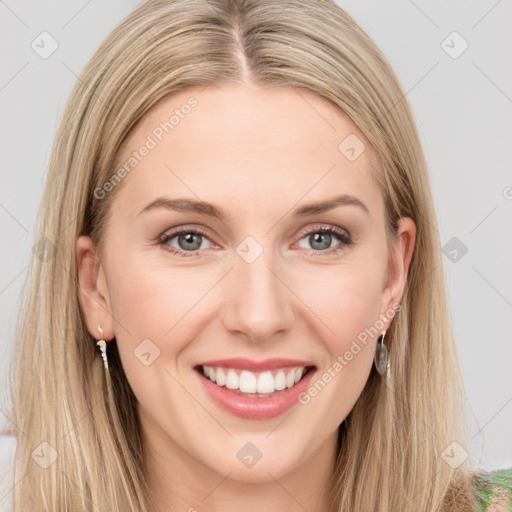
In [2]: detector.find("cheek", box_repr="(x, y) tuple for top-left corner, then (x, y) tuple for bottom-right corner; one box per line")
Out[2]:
(106, 241), (196, 316)
(103, 250), (186, 365)
(104, 255), (198, 420)
(297, 257), (385, 345)
(104, 248), (222, 375)
(292, 260), (384, 424)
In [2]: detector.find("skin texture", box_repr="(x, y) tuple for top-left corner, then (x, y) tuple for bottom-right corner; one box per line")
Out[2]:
(77, 83), (416, 511)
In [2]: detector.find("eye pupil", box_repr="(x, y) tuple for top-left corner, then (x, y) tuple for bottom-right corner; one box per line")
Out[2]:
(179, 232), (202, 251)
(310, 232), (331, 251)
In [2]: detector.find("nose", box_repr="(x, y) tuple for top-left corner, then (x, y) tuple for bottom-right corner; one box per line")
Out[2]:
(221, 247), (296, 342)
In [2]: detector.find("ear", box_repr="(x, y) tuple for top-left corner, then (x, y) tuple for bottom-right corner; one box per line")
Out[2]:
(76, 235), (115, 341)
(380, 217), (416, 314)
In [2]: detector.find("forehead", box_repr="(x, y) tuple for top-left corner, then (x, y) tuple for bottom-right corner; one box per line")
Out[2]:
(111, 84), (382, 220)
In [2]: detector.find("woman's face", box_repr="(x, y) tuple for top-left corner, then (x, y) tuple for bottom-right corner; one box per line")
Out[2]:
(77, 84), (415, 490)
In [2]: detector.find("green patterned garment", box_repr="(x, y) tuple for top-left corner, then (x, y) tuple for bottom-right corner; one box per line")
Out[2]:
(474, 468), (512, 511)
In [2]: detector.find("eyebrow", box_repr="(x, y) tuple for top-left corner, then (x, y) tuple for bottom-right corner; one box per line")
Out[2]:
(138, 194), (370, 219)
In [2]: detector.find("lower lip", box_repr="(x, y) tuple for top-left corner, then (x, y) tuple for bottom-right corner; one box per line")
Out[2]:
(195, 367), (316, 420)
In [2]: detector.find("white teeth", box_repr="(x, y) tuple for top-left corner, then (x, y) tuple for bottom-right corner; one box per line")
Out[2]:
(285, 368), (296, 388)
(239, 370), (257, 393)
(274, 370), (287, 391)
(201, 365), (310, 394)
(257, 371), (275, 394)
(216, 367), (226, 386)
(225, 369), (239, 390)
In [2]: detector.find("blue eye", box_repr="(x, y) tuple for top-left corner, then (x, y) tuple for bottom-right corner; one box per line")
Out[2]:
(158, 224), (352, 258)
(297, 225), (352, 254)
(159, 227), (213, 257)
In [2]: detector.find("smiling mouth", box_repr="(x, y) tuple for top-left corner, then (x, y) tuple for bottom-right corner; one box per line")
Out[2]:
(194, 364), (316, 398)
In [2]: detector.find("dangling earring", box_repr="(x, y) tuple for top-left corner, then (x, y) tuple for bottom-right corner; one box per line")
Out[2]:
(96, 325), (109, 372)
(374, 329), (389, 379)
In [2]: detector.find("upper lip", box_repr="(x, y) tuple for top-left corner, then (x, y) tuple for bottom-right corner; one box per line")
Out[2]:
(194, 358), (316, 372)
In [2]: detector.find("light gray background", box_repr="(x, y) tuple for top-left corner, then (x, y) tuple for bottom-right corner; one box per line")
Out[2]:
(1, 0), (511, 474)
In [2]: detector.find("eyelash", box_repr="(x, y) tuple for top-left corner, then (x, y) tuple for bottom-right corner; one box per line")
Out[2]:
(158, 224), (352, 258)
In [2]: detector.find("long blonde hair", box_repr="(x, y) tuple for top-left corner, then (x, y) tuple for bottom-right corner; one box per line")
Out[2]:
(6, 0), (478, 509)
